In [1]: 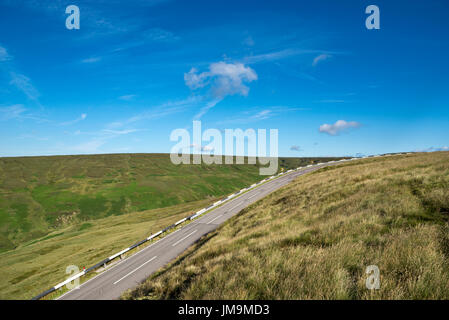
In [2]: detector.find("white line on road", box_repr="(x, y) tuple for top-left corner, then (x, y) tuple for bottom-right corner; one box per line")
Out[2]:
(207, 214), (223, 225)
(172, 230), (198, 247)
(228, 202), (243, 212)
(247, 192), (260, 200)
(113, 256), (157, 285)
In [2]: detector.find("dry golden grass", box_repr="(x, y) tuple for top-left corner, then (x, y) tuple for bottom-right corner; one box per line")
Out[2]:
(124, 152), (449, 300)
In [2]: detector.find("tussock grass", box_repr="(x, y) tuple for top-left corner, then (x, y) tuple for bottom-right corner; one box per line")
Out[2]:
(124, 152), (449, 300)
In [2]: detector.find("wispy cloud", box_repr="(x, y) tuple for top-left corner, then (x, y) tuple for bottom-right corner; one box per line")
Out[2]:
(9, 72), (40, 101)
(119, 94), (137, 101)
(216, 106), (303, 125)
(71, 138), (106, 154)
(81, 57), (102, 63)
(242, 49), (306, 64)
(290, 145), (302, 152)
(242, 36), (255, 47)
(185, 61), (258, 119)
(251, 110), (272, 121)
(101, 129), (139, 135)
(0, 45), (12, 62)
(109, 96), (201, 128)
(0, 44), (42, 106)
(0, 104), (26, 120)
(17, 134), (49, 141)
(144, 28), (180, 42)
(316, 99), (346, 103)
(193, 98), (222, 120)
(242, 49), (341, 65)
(319, 120), (361, 136)
(60, 113), (87, 126)
(0, 104), (49, 122)
(70, 127), (141, 154)
(312, 53), (332, 66)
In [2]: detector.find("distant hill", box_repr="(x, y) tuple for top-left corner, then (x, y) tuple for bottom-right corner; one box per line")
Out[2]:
(0, 153), (344, 252)
(124, 152), (449, 300)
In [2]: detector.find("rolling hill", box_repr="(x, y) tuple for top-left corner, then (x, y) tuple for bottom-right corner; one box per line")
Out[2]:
(0, 153), (341, 252)
(124, 152), (449, 300)
(0, 153), (343, 299)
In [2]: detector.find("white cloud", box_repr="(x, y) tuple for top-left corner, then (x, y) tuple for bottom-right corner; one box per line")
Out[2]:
(193, 98), (222, 120)
(9, 72), (40, 101)
(72, 139), (106, 154)
(0, 104), (26, 120)
(119, 94), (136, 101)
(253, 110), (271, 119)
(319, 120), (361, 136)
(144, 28), (179, 42)
(60, 113), (87, 126)
(217, 106), (303, 125)
(101, 129), (139, 135)
(184, 68), (208, 90)
(70, 127), (140, 153)
(81, 57), (102, 63)
(313, 53), (332, 66)
(242, 36), (255, 47)
(185, 62), (257, 99)
(242, 49), (341, 65)
(243, 49), (301, 64)
(124, 96), (201, 125)
(185, 62), (257, 119)
(0, 46), (42, 105)
(0, 104), (48, 123)
(290, 145), (301, 152)
(0, 45), (12, 62)
(316, 99), (346, 103)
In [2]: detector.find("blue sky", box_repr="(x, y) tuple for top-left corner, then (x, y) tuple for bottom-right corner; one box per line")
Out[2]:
(0, 0), (448, 157)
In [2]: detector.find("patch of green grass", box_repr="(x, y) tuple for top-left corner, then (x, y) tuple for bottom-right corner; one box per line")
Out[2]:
(78, 223), (92, 231)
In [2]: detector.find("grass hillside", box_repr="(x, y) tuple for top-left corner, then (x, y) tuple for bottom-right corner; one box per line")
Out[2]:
(0, 153), (342, 299)
(0, 153), (341, 252)
(0, 198), (214, 300)
(124, 152), (449, 300)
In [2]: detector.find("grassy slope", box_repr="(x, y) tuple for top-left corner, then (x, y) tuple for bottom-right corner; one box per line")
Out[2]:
(124, 152), (449, 300)
(0, 198), (214, 299)
(0, 153), (342, 299)
(0, 153), (341, 252)
(0, 153), (258, 251)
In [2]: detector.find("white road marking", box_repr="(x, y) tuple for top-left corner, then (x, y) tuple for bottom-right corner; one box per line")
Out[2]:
(57, 229), (182, 299)
(172, 230), (198, 247)
(207, 214), (223, 225)
(113, 256), (157, 285)
(228, 202), (243, 212)
(247, 192), (260, 200)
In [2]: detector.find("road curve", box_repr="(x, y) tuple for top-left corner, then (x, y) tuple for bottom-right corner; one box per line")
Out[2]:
(58, 162), (338, 300)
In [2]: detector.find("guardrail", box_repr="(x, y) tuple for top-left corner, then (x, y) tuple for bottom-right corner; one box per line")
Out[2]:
(31, 156), (374, 300)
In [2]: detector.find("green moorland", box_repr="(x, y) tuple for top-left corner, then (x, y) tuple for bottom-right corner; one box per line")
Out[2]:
(0, 153), (342, 299)
(124, 152), (449, 300)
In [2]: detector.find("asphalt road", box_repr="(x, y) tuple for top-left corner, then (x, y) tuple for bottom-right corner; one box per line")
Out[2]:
(58, 162), (336, 300)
